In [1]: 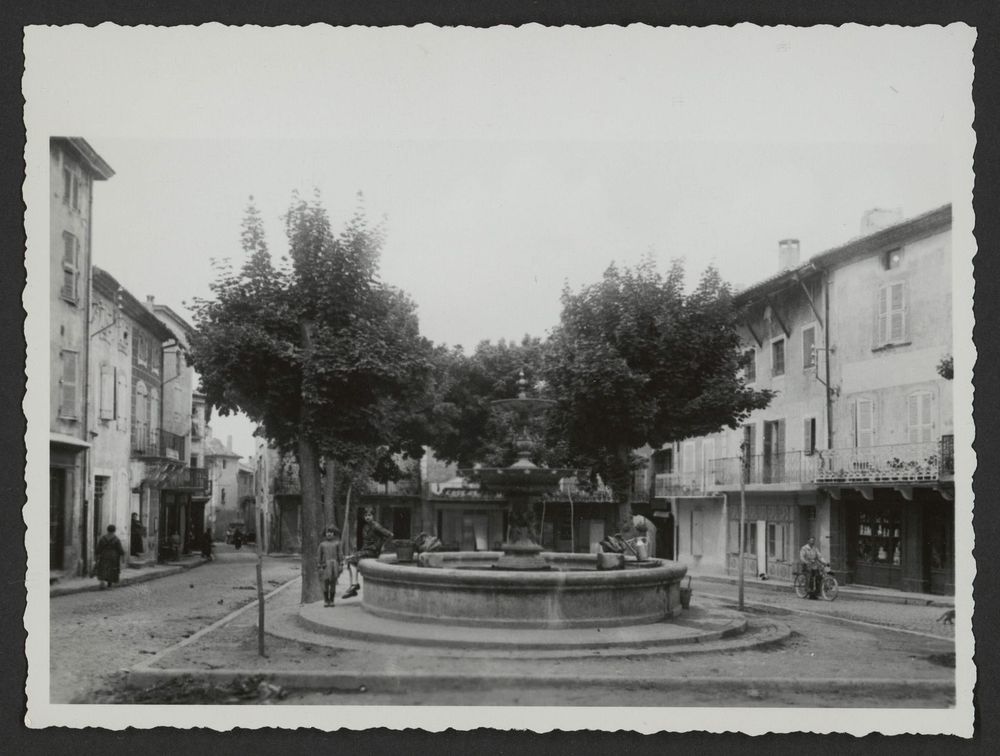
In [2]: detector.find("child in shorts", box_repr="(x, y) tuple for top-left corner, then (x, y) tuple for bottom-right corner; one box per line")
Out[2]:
(318, 526), (344, 607)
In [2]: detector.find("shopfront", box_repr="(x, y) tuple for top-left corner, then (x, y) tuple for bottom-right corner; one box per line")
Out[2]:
(843, 487), (954, 595)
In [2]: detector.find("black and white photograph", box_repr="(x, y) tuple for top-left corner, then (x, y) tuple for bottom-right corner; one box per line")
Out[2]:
(23, 23), (976, 734)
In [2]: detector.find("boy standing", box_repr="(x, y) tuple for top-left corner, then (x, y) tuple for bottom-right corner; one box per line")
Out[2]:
(318, 526), (344, 607)
(342, 508), (394, 599)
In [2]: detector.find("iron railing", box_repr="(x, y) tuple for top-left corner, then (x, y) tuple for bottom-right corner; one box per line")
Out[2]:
(131, 424), (185, 459)
(940, 434), (954, 476)
(713, 451), (821, 486)
(165, 467), (210, 493)
(815, 441), (946, 484)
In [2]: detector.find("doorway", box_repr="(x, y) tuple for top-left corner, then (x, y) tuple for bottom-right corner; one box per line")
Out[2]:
(50, 468), (66, 570)
(763, 420), (785, 483)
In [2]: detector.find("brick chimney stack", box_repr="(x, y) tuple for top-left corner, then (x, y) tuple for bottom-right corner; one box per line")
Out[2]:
(779, 239), (800, 271)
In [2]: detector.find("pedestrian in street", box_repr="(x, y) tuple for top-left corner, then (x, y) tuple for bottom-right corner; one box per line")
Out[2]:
(129, 512), (145, 557)
(201, 526), (214, 560)
(318, 526), (344, 607)
(342, 508), (393, 599)
(799, 536), (826, 599)
(233, 527), (244, 550)
(94, 524), (125, 589)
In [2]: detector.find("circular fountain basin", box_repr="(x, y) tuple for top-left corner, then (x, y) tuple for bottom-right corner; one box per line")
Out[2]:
(358, 551), (688, 629)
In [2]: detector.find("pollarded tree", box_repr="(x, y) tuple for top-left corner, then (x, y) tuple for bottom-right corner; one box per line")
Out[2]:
(189, 193), (434, 602)
(543, 257), (773, 511)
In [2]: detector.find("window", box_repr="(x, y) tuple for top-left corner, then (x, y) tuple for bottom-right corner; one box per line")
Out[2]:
(62, 167), (72, 206)
(855, 399), (875, 448)
(72, 174), (80, 211)
(876, 282), (907, 346)
(856, 508), (901, 565)
(771, 338), (785, 376)
(882, 248), (903, 270)
(803, 417), (817, 455)
(802, 325), (816, 369)
(135, 332), (148, 367)
(907, 391), (933, 443)
(58, 350), (79, 419)
(99, 364), (114, 421)
(682, 442), (695, 474)
(742, 424), (756, 473)
(742, 521), (756, 556)
(744, 348), (756, 383)
(61, 232), (81, 303)
(767, 523), (787, 560)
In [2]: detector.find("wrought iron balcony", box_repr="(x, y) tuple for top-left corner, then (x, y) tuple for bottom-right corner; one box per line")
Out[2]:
(131, 424), (186, 460)
(165, 467), (210, 493)
(713, 451), (821, 487)
(814, 440), (946, 485)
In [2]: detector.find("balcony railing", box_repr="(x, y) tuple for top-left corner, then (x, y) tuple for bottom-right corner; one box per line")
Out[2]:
(654, 438), (954, 493)
(365, 478), (421, 496)
(131, 424), (186, 460)
(165, 467), (210, 493)
(714, 451), (821, 487)
(815, 440), (947, 484)
(940, 434), (954, 476)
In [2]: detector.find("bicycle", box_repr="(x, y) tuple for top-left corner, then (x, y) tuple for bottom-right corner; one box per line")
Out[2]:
(794, 563), (839, 601)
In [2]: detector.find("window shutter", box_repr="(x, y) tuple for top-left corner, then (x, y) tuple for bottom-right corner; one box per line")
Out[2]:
(99, 364), (114, 420)
(116, 368), (127, 421)
(877, 286), (888, 345)
(921, 393), (932, 442)
(890, 283), (905, 342)
(856, 400), (874, 448)
(59, 351), (78, 418)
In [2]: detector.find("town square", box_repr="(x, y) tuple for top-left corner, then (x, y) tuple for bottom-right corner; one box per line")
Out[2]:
(23, 24), (976, 735)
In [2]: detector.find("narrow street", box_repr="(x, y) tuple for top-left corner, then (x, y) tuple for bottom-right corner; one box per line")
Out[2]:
(49, 546), (302, 704)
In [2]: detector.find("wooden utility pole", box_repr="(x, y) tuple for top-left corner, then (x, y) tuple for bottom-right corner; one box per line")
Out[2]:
(256, 507), (266, 657)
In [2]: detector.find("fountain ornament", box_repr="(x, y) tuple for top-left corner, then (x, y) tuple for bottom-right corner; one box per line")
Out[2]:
(458, 371), (583, 570)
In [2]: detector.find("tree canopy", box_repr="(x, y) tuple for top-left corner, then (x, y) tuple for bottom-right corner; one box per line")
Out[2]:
(543, 258), (773, 503)
(188, 193), (435, 600)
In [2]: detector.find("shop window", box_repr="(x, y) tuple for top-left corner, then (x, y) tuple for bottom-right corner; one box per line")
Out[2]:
(856, 509), (902, 566)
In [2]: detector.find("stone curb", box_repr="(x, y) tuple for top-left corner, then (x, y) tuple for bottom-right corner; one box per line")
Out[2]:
(50, 557), (210, 597)
(126, 666), (954, 697)
(691, 574), (955, 608)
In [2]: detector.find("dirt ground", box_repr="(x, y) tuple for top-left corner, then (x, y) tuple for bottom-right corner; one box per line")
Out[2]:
(50, 551), (303, 704)
(119, 582), (954, 707)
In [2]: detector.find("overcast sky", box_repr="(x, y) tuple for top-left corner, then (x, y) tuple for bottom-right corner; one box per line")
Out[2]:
(27, 25), (974, 458)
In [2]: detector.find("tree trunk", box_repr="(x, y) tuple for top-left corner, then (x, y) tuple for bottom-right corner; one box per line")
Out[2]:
(323, 458), (336, 528)
(343, 482), (354, 552)
(298, 318), (323, 603)
(613, 444), (633, 524)
(297, 435), (323, 603)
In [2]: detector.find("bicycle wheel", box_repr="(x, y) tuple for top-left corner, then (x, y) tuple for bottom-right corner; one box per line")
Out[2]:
(821, 575), (839, 601)
(794, 573), (808, 598)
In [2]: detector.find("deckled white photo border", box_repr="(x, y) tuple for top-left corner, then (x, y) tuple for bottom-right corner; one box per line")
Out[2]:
(22, 23), (977, 735)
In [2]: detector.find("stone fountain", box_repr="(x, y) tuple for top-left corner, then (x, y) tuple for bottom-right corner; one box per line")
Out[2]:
(353, 371), (688, 630)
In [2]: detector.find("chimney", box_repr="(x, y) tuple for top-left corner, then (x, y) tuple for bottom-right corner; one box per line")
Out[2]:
(227, 435), (233, 452)
(145, 294), (155, 311)
(778, 239), (800, 271)
(860, 207), (903, 235)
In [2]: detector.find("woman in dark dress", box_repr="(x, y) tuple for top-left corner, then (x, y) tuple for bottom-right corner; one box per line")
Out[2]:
(95, 524), (125, 588)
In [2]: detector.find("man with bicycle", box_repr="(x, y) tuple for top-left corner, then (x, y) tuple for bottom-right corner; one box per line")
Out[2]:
(799, 536), (826, 600)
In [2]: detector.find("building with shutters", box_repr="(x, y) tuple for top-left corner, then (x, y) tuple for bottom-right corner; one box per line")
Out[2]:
(49, 138), (114, 577)
(647, 205), (954, 594)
